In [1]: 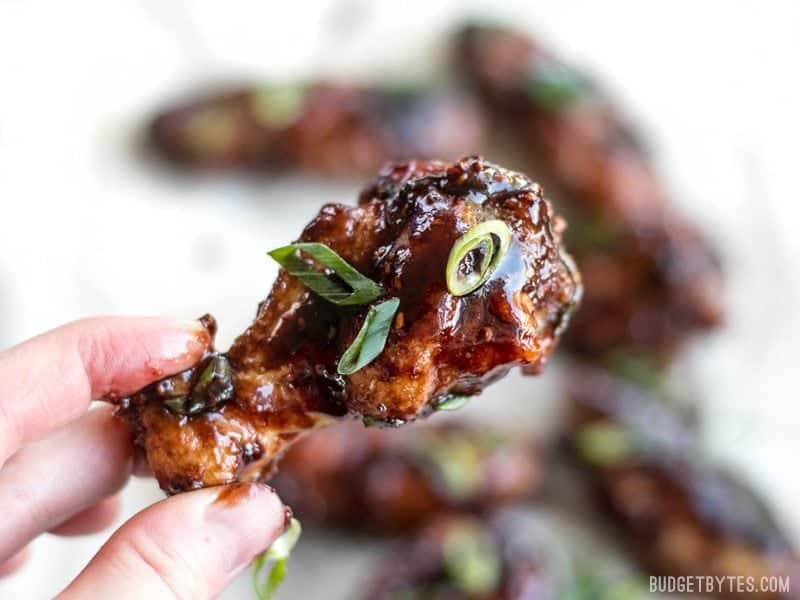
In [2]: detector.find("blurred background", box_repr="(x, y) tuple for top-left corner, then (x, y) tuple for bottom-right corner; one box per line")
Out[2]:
(1, 0), (799, 598)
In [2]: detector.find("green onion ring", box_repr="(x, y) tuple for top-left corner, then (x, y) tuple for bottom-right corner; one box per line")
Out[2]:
(446, 220), (511, 296)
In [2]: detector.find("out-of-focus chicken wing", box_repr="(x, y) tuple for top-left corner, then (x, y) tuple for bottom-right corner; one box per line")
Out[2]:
(148, 83), (485, 174)
(457, 25), (723, 359)
(361, 513), (647, 600)
(272, 421), (540, 533)
(362, 514), (550, 600)
(565, 366), (800, 599)
(114, 156), (581, 494)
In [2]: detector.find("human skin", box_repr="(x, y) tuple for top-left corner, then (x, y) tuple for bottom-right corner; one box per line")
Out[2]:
(0, 316), (288, 599)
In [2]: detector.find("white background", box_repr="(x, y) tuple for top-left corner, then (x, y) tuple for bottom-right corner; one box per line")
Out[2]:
(1, 0), (799, 597)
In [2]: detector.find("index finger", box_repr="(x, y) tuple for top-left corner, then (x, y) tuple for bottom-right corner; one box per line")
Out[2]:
(0, 316), (210, 465)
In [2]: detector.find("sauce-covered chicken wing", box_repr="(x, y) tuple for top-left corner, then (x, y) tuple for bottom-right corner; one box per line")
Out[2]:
(272, 421), (540, 533)
(361, 513), (646, 600)
(362, 515), (549, 600)
(457, 25), (723, 359)
(114, 156), (581, 494)
(149, 83), (485, 174)
(566, 366), (799, 599)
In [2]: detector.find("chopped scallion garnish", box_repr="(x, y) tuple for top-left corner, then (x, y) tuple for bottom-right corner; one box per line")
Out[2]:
(446, 220), (511, 296)
(252, 518), (302, 600)
(251, 84), (307, 129)
(434, 395), (470, 411)
(574, 423), (636, 467)
(442, 521), (501, 595)
(268, 242), (382, 306)
(526, 58), (593, 110)
(337, 298), (400, 375)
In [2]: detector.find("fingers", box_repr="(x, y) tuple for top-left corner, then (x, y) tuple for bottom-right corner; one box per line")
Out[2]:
(50, 495), (121, 537)
(60, 483), (287, 600)
(132, 447), (154, 478)
(0, 406), (133, 562)
(0, 316), (210, 464)
(0, 548), (30, 578)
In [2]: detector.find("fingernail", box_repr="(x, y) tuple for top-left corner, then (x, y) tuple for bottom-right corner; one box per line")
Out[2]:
(283, 505), (293, 529)
(206, 483), (286, 572)
(155, 320), (212, 366)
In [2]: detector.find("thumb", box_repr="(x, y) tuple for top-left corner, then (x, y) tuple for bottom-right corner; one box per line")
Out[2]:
(58, 483), (287, 600)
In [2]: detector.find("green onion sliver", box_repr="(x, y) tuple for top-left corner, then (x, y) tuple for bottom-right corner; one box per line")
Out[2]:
(251, 84), (307, 129)
(252, 518), (302, 600)
(417, 435), (483, 500)
(435, 395), (470, 411)
(446, 220), (511, 296)
(526, 58), (592, 111)
(574, 423), (636, 467)
(268, 242), (383, 306)
(337, 298), (400, 375)
(443, 521), (501, 595)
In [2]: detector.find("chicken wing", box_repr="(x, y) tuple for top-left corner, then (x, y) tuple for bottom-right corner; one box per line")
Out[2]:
(457, 25), (723, 359)
(361, 512), (646, 600)
(566, 366), (799, 599)
(272, 421), (540, 533)
(148, 83), (485, 174)
(362, 514), (548, 600)
(114, 156), (581, 494)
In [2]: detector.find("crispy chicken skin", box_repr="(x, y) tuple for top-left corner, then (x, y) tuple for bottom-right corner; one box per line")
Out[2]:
(566, 366), (800, 599)
(457, 25), (723, 359)
(115, 156), (581, 494)
(272, 421), (540, 533)
(149, 83), (485, 174)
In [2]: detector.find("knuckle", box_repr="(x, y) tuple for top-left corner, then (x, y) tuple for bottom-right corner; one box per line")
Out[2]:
(113, 528), (207, 599)
(2, 469), (57, 535)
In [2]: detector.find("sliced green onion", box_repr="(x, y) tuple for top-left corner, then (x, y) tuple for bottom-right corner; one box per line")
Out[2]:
(163, 393), (206, 416)
(446, 220), (511, 296)
(163, 396), (189, 414)
(417, 434), (483, 500)
(162, 354), (234, 416)
(190, 354), (234, 409)
(184, 107), (238, 155)
(443, 521), (501, 595)
(362, 415), (406, 428)
(251, 84), (307, 129)
(526, 59), (593, 111)
(252, 518), (302, 600)
(268, 242), (383, 306)
(337, 298), (400, 375)
(434, 395), (470, 411)
(574, 423), (636, 467)
(604, 351), (666, 394)
(567, 561), (648, 600)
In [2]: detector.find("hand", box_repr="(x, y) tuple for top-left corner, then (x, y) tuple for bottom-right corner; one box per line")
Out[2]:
(0, 317), (288, 598)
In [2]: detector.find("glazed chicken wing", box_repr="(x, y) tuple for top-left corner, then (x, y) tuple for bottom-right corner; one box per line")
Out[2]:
(272, 421), (540, 533)
(457, 25), (723, 359)
(363, 513), (647, 600)
(148, 83), (485, 174)
(362, 514), (548, 600)
(566, 366), (800, 599)
(115, 156), (581, 494)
